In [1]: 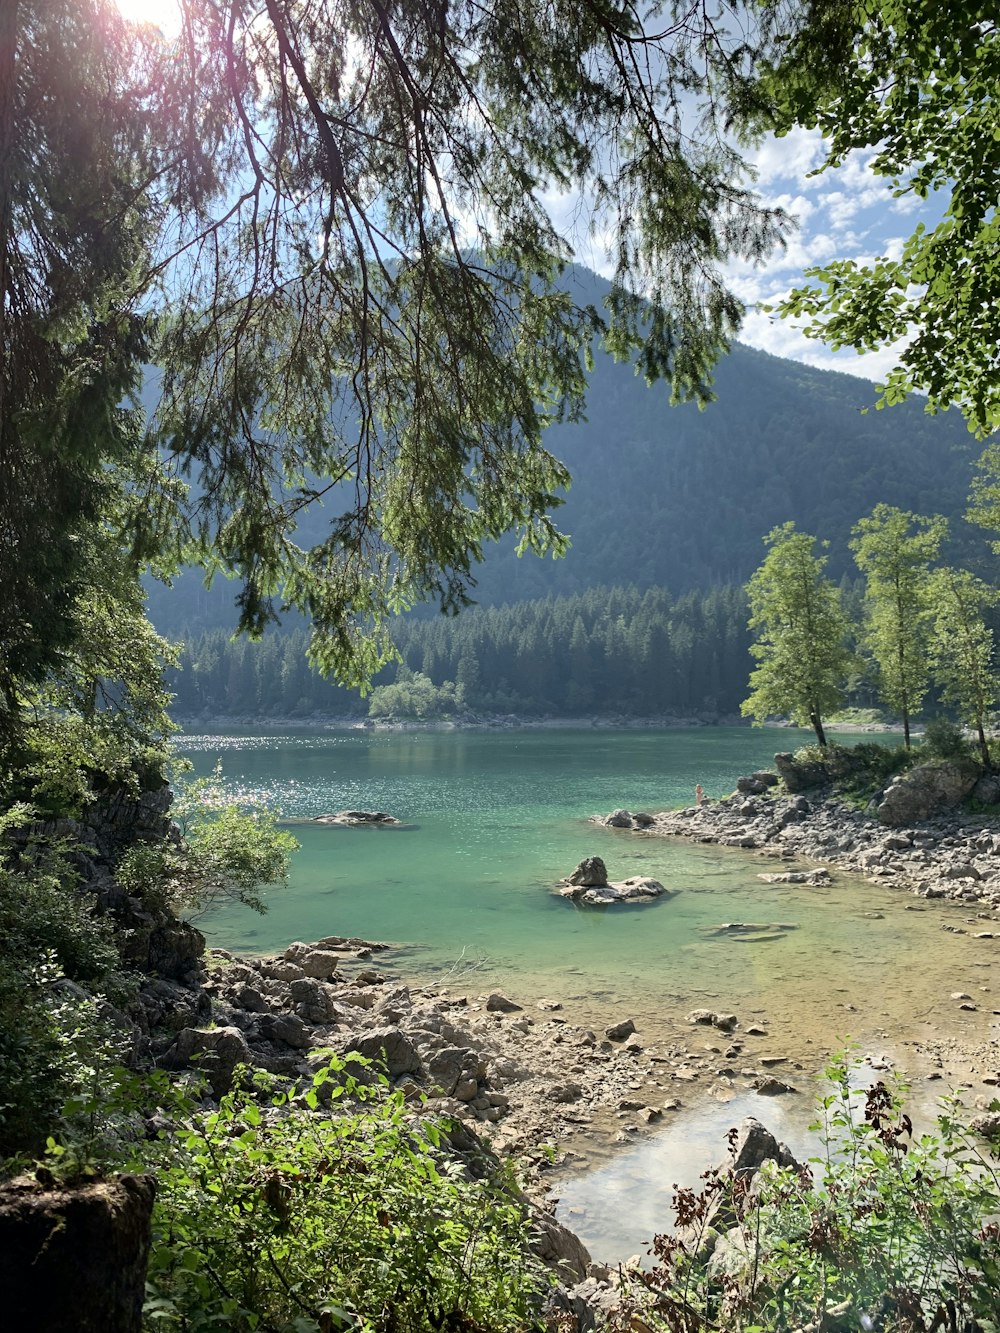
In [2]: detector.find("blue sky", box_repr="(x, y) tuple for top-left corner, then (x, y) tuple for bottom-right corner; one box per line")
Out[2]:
(550, 124), (941, 390)
(730, 126), (938, 384)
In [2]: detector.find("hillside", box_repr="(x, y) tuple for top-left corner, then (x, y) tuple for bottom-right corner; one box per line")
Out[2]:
(146, 265), (984, 637)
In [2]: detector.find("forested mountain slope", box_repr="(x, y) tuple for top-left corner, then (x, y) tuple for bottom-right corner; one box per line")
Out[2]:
(147, 265), (983, 637)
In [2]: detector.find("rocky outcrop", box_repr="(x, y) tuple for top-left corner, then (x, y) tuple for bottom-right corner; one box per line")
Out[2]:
(600, 771), (1000, 911)
(876, 761), (980, 826)
(0, 1173), (155, 1332)
(773, 751), (830, 792)
(557, 857), (670, 906)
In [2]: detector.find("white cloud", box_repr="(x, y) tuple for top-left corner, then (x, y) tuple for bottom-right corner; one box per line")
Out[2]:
(748, 126), (825, 187)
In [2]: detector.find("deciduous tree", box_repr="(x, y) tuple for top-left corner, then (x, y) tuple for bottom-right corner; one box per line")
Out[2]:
(927, 567), (997, 769)
(741, 523), (853, 746)
(758, 1), (1000, 437)
(850, 504), (946, 748)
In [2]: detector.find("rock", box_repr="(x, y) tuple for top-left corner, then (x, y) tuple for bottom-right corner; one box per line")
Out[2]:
(559, 875), (669, 906)
(289, 978), (340, 1025)
(970, 1112), (1000, 1140)
(486, 991), (523, 1013)
(147, 920), (205, 981)
(877, 762), (979, 827)
(773, 752), (829, 793)
(284, 942), (340, 979)
(604, 810), (634, 829)
(339, 1026), (422, 1079)
(737, 776), (769, 795)
(163, 1026), (253, 1097)
(713, 1013), (738, 1033)
(565, 856), (609, 887)
(426, 1047), (486, 1097)
(547, 1082), (583, 1103)
(972, 774), (1000, 806)
(687, 1009), (716, 1026)
(605, 1018), (636, 1041)
(757, 869), (830, 885)
(754, 1076), (798, 1096)
(0, 1173), (155, 1333)
(632, 812), (656, 827)
(530, 1209), (592, 1284)
(257, 1012), (312, 1049)
(313, 810), (400, 825)
(260, 959), (306, 982)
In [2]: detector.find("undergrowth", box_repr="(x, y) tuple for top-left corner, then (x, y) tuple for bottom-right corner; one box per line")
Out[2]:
(614, 1059), (1000, 1333)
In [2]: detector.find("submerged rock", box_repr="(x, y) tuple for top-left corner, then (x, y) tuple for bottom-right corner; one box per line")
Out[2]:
(313, 809), (401, 826)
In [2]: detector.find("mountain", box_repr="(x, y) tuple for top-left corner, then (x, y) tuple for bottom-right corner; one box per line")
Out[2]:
(145, 264), (986, 637)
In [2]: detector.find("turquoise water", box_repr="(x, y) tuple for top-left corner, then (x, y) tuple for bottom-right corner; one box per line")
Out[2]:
(179, 725), (989, 1033)
(180, 726), (998, 1259)
(181, 725), (820, 973)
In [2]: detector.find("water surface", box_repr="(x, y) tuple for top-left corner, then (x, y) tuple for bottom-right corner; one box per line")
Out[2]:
(181, 727), (997, 1258)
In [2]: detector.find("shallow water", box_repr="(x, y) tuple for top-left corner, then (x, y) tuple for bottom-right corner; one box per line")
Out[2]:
(181, 727), (999, 1258)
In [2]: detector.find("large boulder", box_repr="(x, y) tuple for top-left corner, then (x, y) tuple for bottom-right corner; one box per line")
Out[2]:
(147, 920), (205, 982)
(773, 752), (829, 792)
(163, 1026), (254, 1097)
(559, 876), (669, 906)
(338, 1026), (423, 1079)
(876, 761), (979, 827)
(565, 857), (609, 887)
(0, 1174), (155, 1333)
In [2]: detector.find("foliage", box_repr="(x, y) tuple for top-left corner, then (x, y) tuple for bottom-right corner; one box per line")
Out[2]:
(0, 0), (171, 749)
(851, 505), (947, 748)
(170, 585), (756, 722)
(927, 568), (998, 769)
(367, 671), (464, 721)
(919, 717), (978, 766)
(117, 766), (298, 917)
(759, 2), (1000, 439)
(616, 1058), (1000, 1332)
(742, 524), (855, 746)
(0, 813), (124, 1159)
(140, 1056), (550, 1332)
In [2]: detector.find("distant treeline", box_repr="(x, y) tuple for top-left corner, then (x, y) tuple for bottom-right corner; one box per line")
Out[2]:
(168, 585), (757, 719)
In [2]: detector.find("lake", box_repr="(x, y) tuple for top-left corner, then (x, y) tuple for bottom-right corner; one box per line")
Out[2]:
(181, 726), (996, 1258)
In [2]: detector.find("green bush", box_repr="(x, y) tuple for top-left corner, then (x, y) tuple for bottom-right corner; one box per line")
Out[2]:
(0, 821), (124, 1159)
(140, 1057), (551, 1332)
(117, 765), (298, 917)
(618, 1059), (1000, 1332)
(919, 717), (978, 766)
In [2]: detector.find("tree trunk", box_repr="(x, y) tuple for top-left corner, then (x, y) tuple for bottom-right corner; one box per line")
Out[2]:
(810, 711), (828, 748)
(902, 704), (911, 750)
(977, 716), (991, 771)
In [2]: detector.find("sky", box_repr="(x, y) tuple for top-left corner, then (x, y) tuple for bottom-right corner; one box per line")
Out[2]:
(555, 123), (940, 390)
(728, 128), (937, 385)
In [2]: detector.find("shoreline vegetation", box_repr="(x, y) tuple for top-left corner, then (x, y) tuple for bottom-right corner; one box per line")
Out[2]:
(172, 711), (901, 734)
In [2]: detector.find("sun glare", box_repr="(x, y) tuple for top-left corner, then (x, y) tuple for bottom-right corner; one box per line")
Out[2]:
(113, 0), (182, 36)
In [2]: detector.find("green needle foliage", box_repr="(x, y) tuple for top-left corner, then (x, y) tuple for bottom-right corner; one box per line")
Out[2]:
(140, 1056), (551, 1333)
(741, 523), (854, 746)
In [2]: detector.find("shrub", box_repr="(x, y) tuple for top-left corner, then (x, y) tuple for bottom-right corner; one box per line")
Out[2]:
(616, 1060), (1000, 1332)
(117, 764), (298, 917)
(919, 717), (978, 766)
(140, 1057), (551, 1332)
